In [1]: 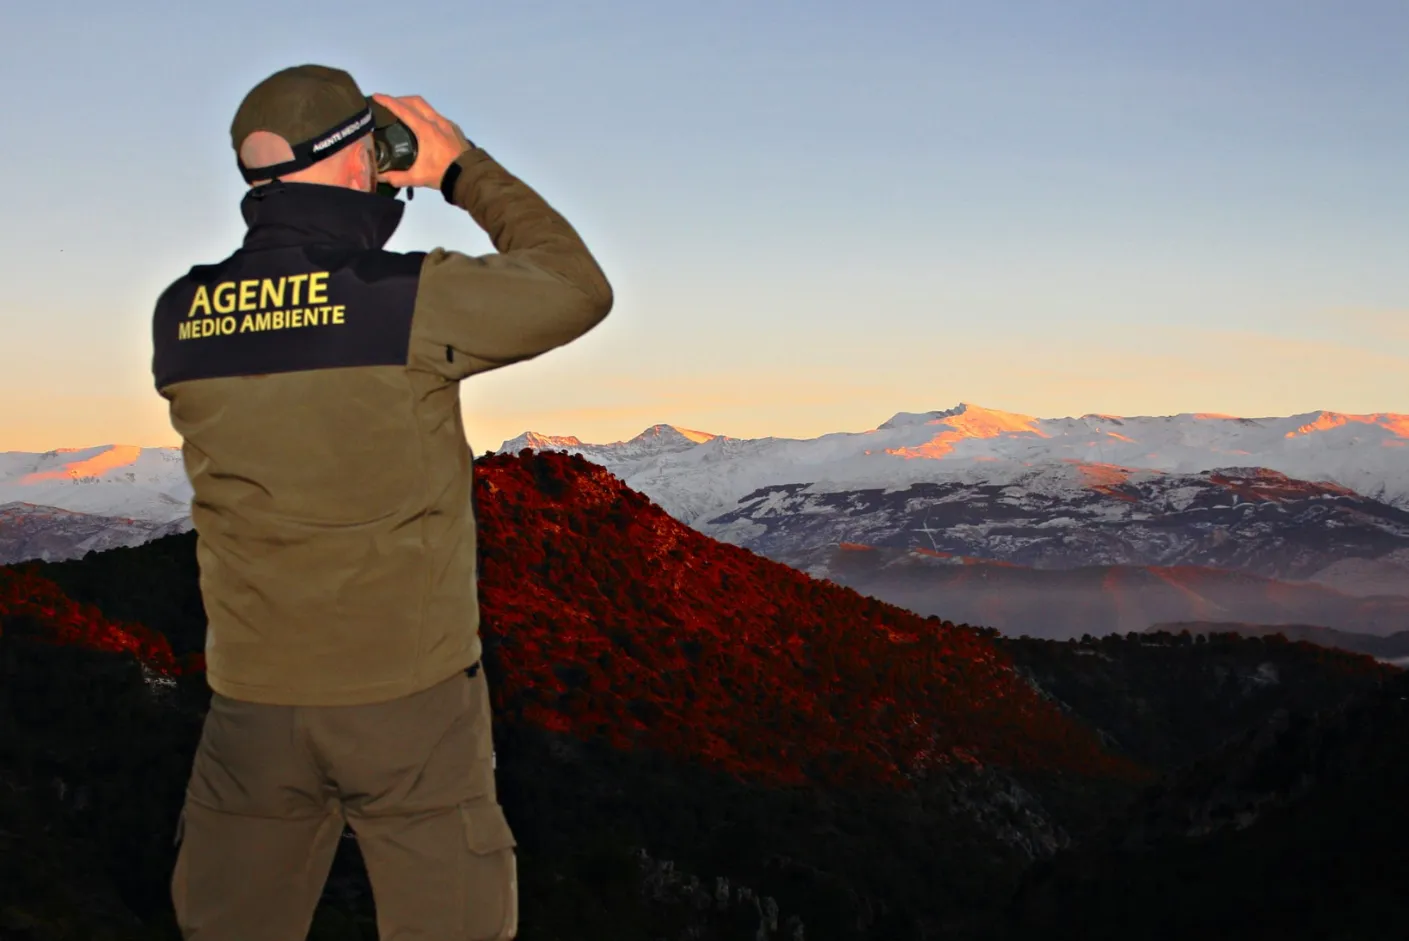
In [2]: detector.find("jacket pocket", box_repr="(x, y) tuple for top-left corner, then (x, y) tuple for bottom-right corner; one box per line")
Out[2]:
(458, 800), (518, 940)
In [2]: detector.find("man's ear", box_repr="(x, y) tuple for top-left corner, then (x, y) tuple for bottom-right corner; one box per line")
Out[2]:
(358, 137), (377, 191)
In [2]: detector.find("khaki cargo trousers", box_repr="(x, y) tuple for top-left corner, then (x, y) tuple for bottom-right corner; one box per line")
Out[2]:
(171, 663), (518, 940)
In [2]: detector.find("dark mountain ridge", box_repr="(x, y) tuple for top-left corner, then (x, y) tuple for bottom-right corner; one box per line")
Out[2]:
(1149, 619), (1409, 663)
(1007, 665), (1409, 940)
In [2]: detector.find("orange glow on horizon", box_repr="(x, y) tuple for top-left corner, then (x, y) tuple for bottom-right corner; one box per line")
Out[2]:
(19, 445), (142, 484)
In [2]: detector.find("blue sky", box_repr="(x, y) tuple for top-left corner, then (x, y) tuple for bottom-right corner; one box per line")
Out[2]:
(3, 0), (1406, 451)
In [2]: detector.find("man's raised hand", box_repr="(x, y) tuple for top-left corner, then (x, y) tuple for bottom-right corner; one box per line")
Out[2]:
(371, 93), (472, 189)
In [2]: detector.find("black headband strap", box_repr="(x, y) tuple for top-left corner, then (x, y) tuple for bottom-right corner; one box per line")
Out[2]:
(236, 106), (374, 183)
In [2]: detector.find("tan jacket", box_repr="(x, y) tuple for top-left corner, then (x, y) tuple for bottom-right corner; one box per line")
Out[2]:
(151, 147), (612, 705)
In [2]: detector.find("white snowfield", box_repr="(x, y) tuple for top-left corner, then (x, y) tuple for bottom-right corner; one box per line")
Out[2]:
(0, 445), (192, 524)
(3, 403), (1406, 526)
(498, 403), (1409, 525)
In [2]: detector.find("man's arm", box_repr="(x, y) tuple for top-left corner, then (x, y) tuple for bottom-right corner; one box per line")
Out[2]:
(415, 146), (614, 375)
(371, 93), (612, 378)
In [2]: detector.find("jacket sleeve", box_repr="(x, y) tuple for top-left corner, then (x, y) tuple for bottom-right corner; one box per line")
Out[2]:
(409, 146), (614, 380)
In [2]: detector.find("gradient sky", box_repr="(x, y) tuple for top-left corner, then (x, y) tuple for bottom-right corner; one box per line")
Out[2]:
(3, 0), (1407, 453)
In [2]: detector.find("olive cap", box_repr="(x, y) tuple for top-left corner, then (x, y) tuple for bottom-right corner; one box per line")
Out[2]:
(230, 64), (396, 181)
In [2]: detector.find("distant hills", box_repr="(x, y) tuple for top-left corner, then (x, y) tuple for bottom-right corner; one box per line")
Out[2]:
(780, 545), (1409, 640)
(1147, 620), (1409, 665)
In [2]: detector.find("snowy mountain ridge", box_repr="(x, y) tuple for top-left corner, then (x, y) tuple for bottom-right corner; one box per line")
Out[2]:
(3, 402), (1405, 538)
(498, 403), (1409, 519)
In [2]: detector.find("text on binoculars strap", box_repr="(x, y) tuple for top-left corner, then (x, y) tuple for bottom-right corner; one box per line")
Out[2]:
(236, 107), (375, 184)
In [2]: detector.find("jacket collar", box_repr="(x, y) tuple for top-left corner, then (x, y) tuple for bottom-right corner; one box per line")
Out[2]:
(239, 180), (404, 252)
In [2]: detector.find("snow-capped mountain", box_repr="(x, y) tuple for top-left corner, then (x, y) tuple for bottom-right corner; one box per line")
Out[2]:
(503, 425), (717, 464)
(0, 446), (191, 524)
(497, 404), (1409, 524)
(0, 446), (193, 564)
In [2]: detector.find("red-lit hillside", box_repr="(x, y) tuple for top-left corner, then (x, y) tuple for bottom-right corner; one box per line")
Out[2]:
(472, 450), (1144, 788)
(0, 565), (197, 675)
(0, 450), (1148, 792)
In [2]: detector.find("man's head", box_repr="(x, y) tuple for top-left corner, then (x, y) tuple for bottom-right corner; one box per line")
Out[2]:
(231, 65), (378, 192)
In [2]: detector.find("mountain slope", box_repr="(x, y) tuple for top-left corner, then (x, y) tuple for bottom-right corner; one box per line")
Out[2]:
(464, 450), (1144, 787)
(714, 466), (1409, 583)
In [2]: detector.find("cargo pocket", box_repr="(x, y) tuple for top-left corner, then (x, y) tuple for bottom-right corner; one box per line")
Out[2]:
(458, 800), (518, 941)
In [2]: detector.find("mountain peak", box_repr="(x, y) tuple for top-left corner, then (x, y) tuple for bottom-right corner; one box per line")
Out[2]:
(628, 424), (717, 446)
(496, 423), (717, 458)
(877, 404), (968, 430)
(495, 431), (585, 454)
(878, 403), (1041, 435)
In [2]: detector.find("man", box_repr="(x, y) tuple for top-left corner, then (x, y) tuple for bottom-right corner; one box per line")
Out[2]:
(151, 64), (612, 940)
